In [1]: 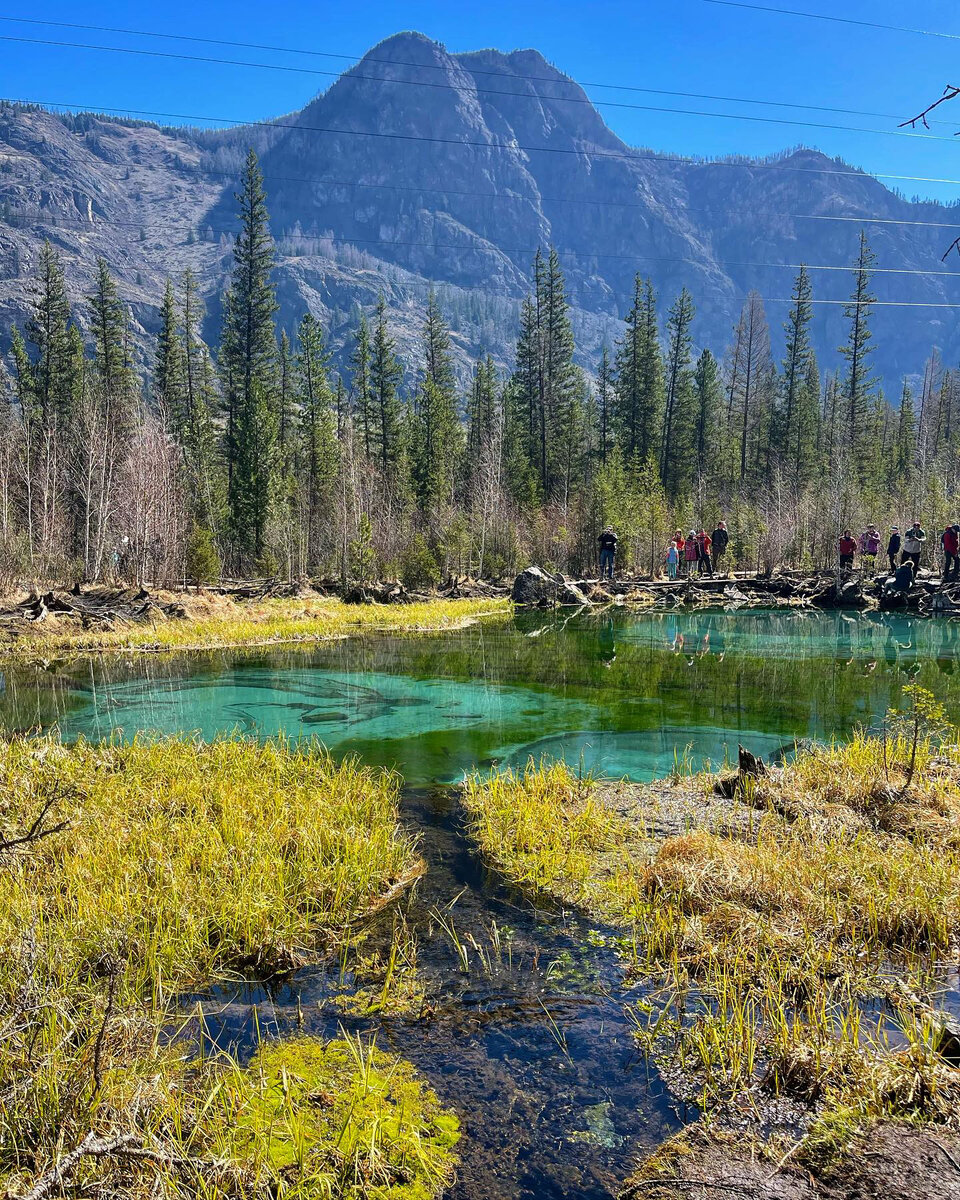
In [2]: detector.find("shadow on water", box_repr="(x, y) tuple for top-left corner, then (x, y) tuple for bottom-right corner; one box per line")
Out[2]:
(185, 786), (688, 1200)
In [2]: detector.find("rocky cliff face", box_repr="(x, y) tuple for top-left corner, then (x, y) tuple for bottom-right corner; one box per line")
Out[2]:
(0, 31), (955, 385)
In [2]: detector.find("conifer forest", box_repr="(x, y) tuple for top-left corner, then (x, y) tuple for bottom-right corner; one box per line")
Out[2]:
(5, 146), (957, 589)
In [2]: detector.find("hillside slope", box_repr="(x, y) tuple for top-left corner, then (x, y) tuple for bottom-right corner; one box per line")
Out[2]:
(0, 31), (956, 384)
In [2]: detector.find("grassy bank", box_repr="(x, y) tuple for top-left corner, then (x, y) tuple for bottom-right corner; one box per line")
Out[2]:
(0, 735), (458, 1199)
(0, 593), (510, 658)
(462, 731), (960, 1168)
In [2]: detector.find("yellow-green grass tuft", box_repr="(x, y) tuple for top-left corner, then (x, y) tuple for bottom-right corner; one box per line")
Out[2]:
(1, 595), (510, 659)
(0, 735), (456, 1199)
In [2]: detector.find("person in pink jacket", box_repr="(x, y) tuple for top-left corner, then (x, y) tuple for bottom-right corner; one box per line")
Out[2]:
(683, 530), (699, 578)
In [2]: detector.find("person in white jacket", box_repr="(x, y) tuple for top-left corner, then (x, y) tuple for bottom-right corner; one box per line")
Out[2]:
(902, 522), (926, 569)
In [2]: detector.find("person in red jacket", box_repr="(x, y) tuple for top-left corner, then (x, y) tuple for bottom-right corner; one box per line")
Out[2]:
(942, 523), (960, 582)
(697, 528), (713, 575)
(838, 530), (857, 572)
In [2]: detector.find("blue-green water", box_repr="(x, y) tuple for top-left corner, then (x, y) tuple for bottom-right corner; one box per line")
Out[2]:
(10, 606), (960, 1199)
(6, 607), (960, 784)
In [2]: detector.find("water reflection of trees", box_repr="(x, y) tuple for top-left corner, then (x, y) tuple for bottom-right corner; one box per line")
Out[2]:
(5, 609), (960, 747)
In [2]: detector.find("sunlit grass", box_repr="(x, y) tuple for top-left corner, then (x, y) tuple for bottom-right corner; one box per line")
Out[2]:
(0, 735), (457, 1199)
(1, 595), (511, 658)
(463, 734), (960, 1161)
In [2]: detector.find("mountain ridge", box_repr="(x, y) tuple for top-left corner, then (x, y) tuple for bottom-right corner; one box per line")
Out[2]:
(0, 30), (956, 386)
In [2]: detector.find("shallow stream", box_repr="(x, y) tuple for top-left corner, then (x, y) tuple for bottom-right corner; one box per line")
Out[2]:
(6, 607), (960, 1196)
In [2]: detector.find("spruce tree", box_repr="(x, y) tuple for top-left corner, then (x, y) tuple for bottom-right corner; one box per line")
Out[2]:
(692, 348), (721, 479)
(660, 288), (697, 495)
(370, 294), (403, 474)
(219, 149), (279, 566)
(350, 314), (373, 460)
(839, 231), (877, 466)
(25, 240), (76, 425)
(296, 312), (337, 566)
(779, 265), (815, 478)
(154, 278), (184, 421)
(615, 276), (662, 463)
(597, 345), (614, 465)
(411, 296), (462, 509)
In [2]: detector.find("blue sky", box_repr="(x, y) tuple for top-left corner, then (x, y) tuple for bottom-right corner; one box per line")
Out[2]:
(3, 0), (960, 201)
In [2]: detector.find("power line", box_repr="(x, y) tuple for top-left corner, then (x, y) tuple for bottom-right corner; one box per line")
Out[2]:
(12, 208), (960, 280)
(9, 95), (960, 190)
(699, 0), (960, 40)
(0, 32), (951, 143)
(8, 143), (960, 232)
(7, 108), (959, 229)
(0, 13), (947, 127)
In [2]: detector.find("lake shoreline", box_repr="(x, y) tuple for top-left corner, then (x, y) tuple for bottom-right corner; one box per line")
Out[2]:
(0, 588), (512, 659)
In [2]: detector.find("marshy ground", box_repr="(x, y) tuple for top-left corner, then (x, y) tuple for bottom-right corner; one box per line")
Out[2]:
(4, 602), (960, 1198)
(463, 728), (960, 1197)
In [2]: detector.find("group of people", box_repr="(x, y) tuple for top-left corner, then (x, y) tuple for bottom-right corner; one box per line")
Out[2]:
(597, 523), (730, 580)
(837, 523), (928, 575)
(837, 520), (960, 592)
(664, 524), (729, 579)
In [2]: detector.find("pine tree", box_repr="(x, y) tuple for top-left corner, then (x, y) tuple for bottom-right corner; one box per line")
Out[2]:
(839, 231), (877, 467)
(660, 288), (697, 495)
(219, 149), (279, 566)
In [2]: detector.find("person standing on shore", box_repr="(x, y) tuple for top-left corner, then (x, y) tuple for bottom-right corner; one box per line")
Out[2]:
(683, 530), (699, 578)
(711, 521), (729, 573)
(887, 527), (901, 574)
(902, 522), (926, 570)
(666, 541), (679, 580)
(941, 523), (960, 583)
(697, 528), (713, 575)
(838, 530), (857, 572)
(598, 527), (618, 581)
(859, 525), (881, 572)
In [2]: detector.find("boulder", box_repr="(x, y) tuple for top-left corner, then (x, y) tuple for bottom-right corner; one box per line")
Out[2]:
(511, 567), (591, 607)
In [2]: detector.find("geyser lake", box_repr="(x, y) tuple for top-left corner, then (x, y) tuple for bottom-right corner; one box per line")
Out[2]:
(8, 606), (960, 781)
(6, 606), (960, 1199)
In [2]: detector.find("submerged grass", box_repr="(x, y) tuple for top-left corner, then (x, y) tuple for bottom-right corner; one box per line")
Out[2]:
(1, 594), (510, 658)
(462, 734), (960, 1166)
(0, 735), (458, 1199)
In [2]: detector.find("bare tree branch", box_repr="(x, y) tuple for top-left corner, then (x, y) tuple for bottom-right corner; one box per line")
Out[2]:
(18, 1132), (139, 1200)
(900, 84), (960, 130)
(0, 796), (70, 856)
(942, 236), (960, 263)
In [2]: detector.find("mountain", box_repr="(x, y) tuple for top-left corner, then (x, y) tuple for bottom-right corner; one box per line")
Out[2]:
(0, 30), (957, 386)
